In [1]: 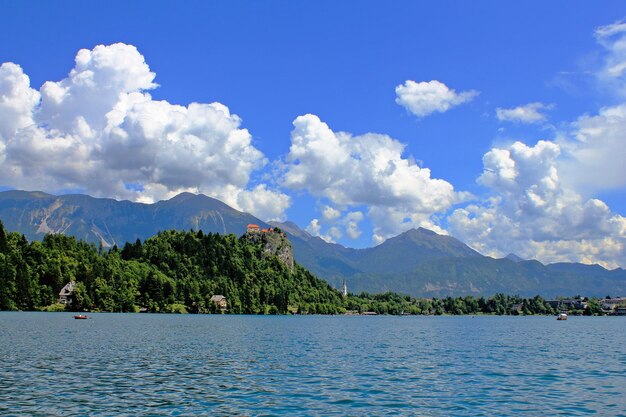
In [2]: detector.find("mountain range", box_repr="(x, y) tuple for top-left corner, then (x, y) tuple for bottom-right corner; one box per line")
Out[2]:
(1, 190), (624, 298)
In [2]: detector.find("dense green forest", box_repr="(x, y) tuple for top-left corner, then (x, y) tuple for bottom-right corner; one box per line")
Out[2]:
(0, 220), (605, 315)
(0, 220), (346, 314)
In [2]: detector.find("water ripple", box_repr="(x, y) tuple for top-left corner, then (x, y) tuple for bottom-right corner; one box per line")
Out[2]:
(0, 313), (625, 416)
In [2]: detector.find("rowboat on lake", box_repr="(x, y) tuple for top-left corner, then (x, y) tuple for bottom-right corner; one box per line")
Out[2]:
(556, 313), (567, 320)
(73, 314), (89, 320)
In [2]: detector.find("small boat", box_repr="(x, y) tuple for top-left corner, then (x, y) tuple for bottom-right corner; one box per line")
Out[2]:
(73, 314), (89, 320)
(556, 313), (567, 321)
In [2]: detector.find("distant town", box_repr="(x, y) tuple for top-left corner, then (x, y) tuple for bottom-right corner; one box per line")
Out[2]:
(542, 297), (626, 316)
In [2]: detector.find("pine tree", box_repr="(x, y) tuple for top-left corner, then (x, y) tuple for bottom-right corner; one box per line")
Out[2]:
(0, 220), (7, 253)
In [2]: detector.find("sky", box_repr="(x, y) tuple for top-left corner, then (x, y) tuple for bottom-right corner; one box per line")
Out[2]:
(0, 1), (625, 268)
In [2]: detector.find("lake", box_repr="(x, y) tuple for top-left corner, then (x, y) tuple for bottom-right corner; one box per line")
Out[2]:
(0, 313), (624, 416)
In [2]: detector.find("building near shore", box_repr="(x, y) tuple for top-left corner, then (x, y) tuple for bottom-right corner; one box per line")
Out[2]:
(210, 295), (228, 311)
(58, 281), (76, 305)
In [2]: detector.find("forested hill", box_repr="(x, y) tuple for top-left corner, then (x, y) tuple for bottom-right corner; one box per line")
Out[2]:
(0, 221), (344, 314)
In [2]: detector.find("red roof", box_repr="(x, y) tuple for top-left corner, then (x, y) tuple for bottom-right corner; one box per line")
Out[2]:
(247, 224), (260, 229)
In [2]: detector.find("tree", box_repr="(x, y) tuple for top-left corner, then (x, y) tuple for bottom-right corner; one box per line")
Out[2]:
(0, 220), (7, 253)
(585, 299), (603, 316)
(0, 253), (17, 310)
(70, 282), (91, 311)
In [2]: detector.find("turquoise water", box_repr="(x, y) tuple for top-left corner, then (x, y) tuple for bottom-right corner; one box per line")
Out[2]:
(0, 313), (624, 416)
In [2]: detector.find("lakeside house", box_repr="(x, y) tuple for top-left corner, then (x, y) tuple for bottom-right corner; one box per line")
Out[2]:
(58, 281), (76, 305)
(545, 296), (626, 315)
(210, 295), (228, 311)
(600, 297), (626, 313)
(546, 297), (588, 311)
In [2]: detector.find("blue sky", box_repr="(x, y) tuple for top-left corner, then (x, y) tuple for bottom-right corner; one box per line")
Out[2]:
(0, 1), (625, 267)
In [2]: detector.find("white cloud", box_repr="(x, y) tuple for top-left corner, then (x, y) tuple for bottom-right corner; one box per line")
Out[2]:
(0, 43), (290, 221)
(237, 184), (291, 222)
(0, 63), (39, 142)
(305, 219), (322, 237)
(395, 80), (478, 118)
(559, 104), (626, 193)
(496, 102), (553, 124)
(346, 223), (361, 240)
(313, 209), (364, 241)
(283, 114), (467, 243)
(594, 20), (626, 93)
(328, 226), (342, 241)
(550, 22), (626, 196)
(322, 205), (341, 221)
(448, 140), (625, 268)
(39, 43), (158, 133)
(345, 211), (364, 239)
(305, 218), (341, 243)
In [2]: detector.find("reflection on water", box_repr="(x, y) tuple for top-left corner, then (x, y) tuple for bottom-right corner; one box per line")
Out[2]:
(0, 313), (624, 416)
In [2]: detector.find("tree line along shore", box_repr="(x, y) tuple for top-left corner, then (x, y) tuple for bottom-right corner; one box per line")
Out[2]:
(0, 221), (616, 316)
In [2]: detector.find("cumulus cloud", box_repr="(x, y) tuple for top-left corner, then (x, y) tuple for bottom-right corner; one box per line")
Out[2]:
(237, 184), (291, 222)
(559, 104), (626, 193)
(496, 102), (554, 124)
(395, 80), (478, 118)
(448, 140), (625, 268)
(305, 219), (322, 237)
(0, 43), (290, 221)
(322, 205), (341, 221)
(0, 63), (39, 142)
(39, 43), (158, 133)
(344, 211), (364, 239)
(283, 114), (467, 243)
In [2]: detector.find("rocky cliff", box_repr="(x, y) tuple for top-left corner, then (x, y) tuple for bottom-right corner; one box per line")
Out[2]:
(245, 228), (294, 271)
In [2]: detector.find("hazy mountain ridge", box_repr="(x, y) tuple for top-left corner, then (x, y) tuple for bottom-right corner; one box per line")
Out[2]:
(0, 190), (268, 248)
(273, 225), (625, 298)
(1, 190), (624, 297)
